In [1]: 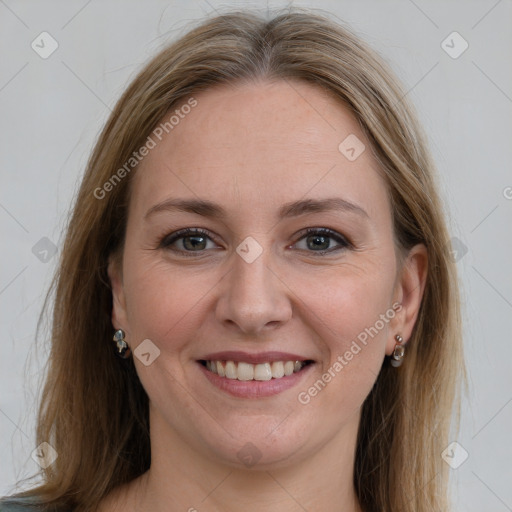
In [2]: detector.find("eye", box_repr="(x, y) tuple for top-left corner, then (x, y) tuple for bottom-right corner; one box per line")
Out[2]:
(292, 227), (351, 254)
(159, 228), (219, 255)
(159, 227), (351, 257)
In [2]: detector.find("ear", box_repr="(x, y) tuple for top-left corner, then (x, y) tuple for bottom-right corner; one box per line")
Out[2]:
(107, 253), (129, 332)
(386, 243), (428, 355)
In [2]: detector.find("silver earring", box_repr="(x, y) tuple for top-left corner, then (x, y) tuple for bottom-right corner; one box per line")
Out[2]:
(390, 334), (405, 367)
(113, 329), (131, 359)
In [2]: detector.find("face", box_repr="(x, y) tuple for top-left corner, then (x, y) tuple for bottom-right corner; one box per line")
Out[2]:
(109, 79), (423, 470)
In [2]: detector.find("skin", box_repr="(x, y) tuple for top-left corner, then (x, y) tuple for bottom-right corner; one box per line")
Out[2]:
(101, 79), (427, 512)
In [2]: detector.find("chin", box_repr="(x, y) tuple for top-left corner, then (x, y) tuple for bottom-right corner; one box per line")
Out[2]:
(203, 419), (314, 471)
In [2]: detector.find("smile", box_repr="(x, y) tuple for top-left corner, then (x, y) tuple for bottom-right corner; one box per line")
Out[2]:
(200, 359), (314, 381)
(197, 358), (315, 398)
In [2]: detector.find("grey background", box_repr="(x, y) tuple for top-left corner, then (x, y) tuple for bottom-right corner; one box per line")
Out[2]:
(1, 0), (511, 510)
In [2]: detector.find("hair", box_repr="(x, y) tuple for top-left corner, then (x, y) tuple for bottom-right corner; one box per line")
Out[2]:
(3, 8), (466, 512)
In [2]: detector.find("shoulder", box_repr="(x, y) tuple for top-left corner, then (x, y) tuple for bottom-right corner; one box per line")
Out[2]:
(0, 495), (74, 512)
(0, 496), (45, 511)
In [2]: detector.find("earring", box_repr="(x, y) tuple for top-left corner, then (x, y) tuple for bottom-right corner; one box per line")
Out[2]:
(113, 329), (131, 359)
(390, 334), (405, 367)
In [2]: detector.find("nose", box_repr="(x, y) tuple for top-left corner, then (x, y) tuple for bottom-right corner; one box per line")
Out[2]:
(215, 244), (293, 335)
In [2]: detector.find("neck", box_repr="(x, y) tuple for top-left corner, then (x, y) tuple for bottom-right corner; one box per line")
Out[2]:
(118, 407), (364, 512)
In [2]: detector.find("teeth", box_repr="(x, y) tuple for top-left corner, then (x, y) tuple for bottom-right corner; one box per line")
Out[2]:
(237, 362), (254, 381)
(254, 362), (272, 381)
(271, 361), (285, 378)
(204, 360), (309, 380)
(284, 361), (295, 376)
(225, 360), (237, 379)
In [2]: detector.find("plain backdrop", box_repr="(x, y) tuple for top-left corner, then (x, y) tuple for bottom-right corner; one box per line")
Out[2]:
(1, 1), (511, 510)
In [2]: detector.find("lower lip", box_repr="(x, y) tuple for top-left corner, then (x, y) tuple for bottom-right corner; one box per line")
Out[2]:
(196, 361), (315, 398)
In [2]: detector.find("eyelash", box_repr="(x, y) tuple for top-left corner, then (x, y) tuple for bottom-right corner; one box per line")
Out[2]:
(158, 227), (352, 257)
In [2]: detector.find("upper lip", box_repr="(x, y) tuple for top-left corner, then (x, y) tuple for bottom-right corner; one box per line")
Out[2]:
(198, 351), (314, 365)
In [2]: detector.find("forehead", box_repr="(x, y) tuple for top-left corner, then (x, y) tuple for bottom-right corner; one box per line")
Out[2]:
(131, 79), (390, 225)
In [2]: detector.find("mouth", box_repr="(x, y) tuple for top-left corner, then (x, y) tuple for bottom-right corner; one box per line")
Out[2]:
(196, 358), (316, 399)
(198, 359), (315, 381)
(195, 350), (316, 398)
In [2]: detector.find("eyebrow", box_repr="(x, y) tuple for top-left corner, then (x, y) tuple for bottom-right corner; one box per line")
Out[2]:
(144, 196), (369, 221)
(144, 197), (370, 220)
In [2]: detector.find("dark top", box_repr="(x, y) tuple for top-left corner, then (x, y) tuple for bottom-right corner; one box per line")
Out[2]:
(0, 501), (35, 511)
(0, 496), (65, 512)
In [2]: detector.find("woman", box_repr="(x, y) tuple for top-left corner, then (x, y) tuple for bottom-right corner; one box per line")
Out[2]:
(0, 8), (466, 512)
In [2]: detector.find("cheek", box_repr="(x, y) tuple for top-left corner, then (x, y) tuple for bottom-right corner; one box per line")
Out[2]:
(293, 260), (396, 406)
(297, 261), (396, 348)
(122, 254), (213, 348)
(330, 279), (394, 350)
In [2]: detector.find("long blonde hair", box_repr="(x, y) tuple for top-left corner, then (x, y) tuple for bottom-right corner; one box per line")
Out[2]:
(4, 8), (466, 512)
